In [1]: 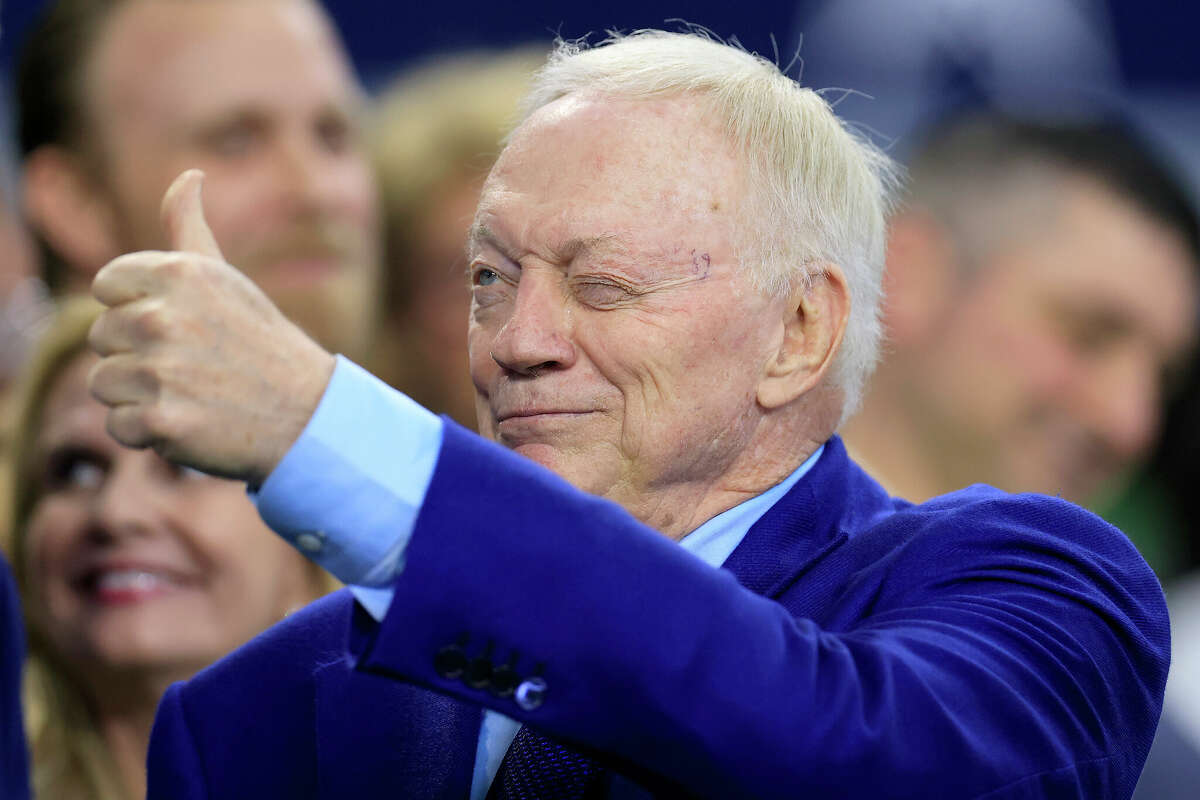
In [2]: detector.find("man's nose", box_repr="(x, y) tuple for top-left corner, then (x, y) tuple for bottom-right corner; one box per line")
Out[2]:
(489, 271), (577, 376)
(1085, 355), (1159, 465)
(275, 130), (350, 215)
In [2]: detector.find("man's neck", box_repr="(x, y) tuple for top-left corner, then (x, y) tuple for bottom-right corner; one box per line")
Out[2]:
(621, 436), (826, 540)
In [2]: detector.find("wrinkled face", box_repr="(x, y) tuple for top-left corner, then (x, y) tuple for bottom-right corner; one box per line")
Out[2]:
(84, 0), (379, 355)
(468, 94), (787, 528)
(908, 177), (1198, 503)
(23, 353), (316, 681)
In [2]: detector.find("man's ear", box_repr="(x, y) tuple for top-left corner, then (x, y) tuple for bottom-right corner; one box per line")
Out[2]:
(757, 264), (849, 410)
(882, 208), (957, 346)
(23, 145), (122, 284)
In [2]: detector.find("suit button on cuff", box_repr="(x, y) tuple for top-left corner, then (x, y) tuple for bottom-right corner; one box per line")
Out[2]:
(490, 665), (518, 698)
(465, 657), (493, 689)
(434, 645), (468, 679)
(514, 677), (548, 711)
(296, 532), (324, 554)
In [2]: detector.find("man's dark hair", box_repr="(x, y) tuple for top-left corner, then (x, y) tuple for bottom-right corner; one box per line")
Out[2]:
(907, 112), (1200, 269)
(15, 0), (121, 157)
(13, 0), (122, 291)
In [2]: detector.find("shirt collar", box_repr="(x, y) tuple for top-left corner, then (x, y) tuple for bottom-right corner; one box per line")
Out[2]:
(677, 444), (826, 569)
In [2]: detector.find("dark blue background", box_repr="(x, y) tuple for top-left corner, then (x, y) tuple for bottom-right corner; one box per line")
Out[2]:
(2, 1), (1198, 91)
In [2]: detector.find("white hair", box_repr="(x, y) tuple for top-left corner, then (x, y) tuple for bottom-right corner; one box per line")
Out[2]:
(518, 30), (899, 422)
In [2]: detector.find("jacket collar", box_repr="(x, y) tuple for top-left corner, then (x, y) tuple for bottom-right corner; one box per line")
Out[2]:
(721, 436), (894, 598)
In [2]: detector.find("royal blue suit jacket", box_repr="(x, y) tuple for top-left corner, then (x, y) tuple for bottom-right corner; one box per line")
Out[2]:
(148, 428), (1168, 798)
(2, 555), (29, 800)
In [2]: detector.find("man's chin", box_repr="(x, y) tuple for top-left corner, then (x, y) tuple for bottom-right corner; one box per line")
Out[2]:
(506, 442), (603, 492)
(509, 441), (567, 469)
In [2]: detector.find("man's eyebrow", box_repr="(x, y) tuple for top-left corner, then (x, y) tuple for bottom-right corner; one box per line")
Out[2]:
(467, 226), (625, 263)
(467, 222), (496, 250)
(550, 234), (624, 262)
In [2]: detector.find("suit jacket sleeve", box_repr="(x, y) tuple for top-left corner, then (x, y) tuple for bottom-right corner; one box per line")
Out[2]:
(1, 556), (29, 800)
(148, 685), (210, 800)
(344, 422), (1168, 799)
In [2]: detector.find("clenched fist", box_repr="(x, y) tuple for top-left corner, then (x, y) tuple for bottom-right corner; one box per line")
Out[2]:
(88, 169), (336, 486)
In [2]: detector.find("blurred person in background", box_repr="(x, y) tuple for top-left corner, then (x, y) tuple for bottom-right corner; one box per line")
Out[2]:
(15, 0), (381, 360)
(842, 117), (1200, 797)
(0, 163), (47, 396)
(6, 297), (336, 800)
(367, 48), (543, 428)
(0, 27), (35, 800)
(844, 113), (1199, 511)
(7, 2), (379, 794)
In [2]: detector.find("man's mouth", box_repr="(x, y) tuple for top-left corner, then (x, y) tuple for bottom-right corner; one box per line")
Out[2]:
(494, 409), (594, 441)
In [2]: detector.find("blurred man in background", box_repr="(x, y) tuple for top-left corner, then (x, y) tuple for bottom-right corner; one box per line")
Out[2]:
(843, 118), (1200, 797)
(844, 114), (1199, 509)
(16, 0), (380, 359)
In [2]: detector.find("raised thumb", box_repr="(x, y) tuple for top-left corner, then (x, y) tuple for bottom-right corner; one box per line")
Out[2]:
(161, 169), (224, 259)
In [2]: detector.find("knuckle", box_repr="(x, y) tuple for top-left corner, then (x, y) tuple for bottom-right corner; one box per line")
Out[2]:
(160, 254), (198, 281)
(134, 359), (163, 395)
(87, 314), (111, 352)
(142, 401), (184, 444)
(106, 407), (152, 449)
(86, 359), (110, 401)
(131, 299), (170, 340)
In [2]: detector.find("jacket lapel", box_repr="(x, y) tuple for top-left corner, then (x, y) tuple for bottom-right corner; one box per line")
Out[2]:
(721, 436), (892, 599)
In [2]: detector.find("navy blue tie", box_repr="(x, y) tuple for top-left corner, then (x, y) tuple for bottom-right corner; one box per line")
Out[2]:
(486, 725), (610, 799)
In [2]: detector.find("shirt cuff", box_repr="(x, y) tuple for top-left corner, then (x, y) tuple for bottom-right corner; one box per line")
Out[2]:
(252, 355), (444, 588)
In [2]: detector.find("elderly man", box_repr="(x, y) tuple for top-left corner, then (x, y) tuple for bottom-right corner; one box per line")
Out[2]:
(843, 115), (1199, 508)
(89, 33), (1164, 798)
(18, 0), (379, 358)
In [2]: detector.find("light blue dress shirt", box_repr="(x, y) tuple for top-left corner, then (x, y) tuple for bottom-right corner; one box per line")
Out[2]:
(254, 355), (824, 799)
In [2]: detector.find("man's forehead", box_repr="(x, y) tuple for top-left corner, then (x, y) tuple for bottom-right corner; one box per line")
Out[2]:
(487, 94), (740, 208)
(88, 0), (358, 123)
(469, 220), (625, 259)
(509, 92), (721, 152)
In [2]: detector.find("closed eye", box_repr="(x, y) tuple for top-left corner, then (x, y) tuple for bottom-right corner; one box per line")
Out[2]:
(571, 277), (640, 309)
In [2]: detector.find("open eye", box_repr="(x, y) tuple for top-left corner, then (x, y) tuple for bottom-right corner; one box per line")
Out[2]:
(474, 268), (500, 287)
(315, 110), (357, 155)
(43, 448), (107, 492)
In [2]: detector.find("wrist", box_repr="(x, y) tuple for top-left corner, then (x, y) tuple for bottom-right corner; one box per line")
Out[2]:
(255, 347), (337, 487)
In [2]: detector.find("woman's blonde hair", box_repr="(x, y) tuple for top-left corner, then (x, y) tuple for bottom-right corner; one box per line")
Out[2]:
(3, 296), (337, 799)
(4, 297), (122, 799)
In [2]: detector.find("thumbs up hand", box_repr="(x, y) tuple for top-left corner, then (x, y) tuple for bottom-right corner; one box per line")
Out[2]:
(89, 169), (335, 486)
